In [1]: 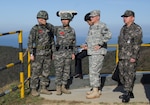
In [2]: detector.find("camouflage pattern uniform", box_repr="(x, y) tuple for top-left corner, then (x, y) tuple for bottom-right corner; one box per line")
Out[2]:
(86, 10), (112, 88)
(118, 22), (142, 92)
(28, 11), (55, 90)
(53, 12), (76, 87)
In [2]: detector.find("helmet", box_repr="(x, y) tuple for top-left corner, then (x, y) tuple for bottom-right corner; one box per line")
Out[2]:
(56, 11), (77, 20)
(37, 10), (48, 20)
(60, 13), (72, 20)
(84, 13), (91, 21)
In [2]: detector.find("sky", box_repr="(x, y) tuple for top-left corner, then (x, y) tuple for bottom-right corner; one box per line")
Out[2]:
(0, 0), (150, 47)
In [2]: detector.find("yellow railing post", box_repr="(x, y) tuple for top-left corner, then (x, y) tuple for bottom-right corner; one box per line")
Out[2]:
(108, 43), (150, 66)
(116, 45), (119, 63)
(0, 30), (25, 98)
(27, 51), (31, 88)
(28, 51), (31, 79)
(108, 44), (118, 64)
(18, 30), (25, 98)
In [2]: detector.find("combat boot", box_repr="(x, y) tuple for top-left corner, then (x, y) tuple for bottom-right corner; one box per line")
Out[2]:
(31, 89), (40, 97)
(119, 91), (134, 99)
(61, 85), (71, 94)
(122, 92), (130, 103)
(56, 86), (62, 95)
(40, 86), (52, 95)
(129, 91), (134, 98)
(86, 88), (101, 95)
(86, 90), (93, 95)
(86, 88), (100, 99)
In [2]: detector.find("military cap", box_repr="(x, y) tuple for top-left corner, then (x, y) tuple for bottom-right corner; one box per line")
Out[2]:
(121, 10), (135, 17)
(89, 10), (100, 17)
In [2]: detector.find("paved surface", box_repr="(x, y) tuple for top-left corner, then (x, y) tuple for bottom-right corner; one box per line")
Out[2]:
(40, 83), (150, 104)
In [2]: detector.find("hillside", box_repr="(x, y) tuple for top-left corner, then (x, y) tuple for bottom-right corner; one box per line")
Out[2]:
(0, 45), (150, 87)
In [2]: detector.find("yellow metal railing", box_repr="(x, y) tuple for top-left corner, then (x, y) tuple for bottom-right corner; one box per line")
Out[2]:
(108, 44), (118, 63)
(108, 44), (150, 65)
(0, 31), (25, 98)
(27, 43), (150, 81)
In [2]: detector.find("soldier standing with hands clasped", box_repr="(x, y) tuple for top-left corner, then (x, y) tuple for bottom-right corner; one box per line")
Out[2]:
(28, 10), (55, 96)
(53, 11), (77, 95)
(86, 10), (112, 99)
(118, 10), (143, 103)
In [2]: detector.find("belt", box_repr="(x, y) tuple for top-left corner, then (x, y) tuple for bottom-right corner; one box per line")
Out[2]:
(36, 45), (52, 50)
(56, 45), (73, 51)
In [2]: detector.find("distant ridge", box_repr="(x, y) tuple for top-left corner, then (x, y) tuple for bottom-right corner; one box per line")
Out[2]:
(0, 45), (150, 87)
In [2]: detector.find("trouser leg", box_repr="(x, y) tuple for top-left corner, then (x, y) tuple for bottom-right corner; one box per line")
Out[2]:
(89, 55), (104, 88)
(75, 50), (87, 74)
(119, 59), (136, 92)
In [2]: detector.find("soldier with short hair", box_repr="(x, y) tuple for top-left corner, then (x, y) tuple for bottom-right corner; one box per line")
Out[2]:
(53, 11), (77, 95)
(118, 10), (143, 103)
(74, 12), (92, 79)
(86, 10), (112, 99)
(28, 10), (55, 96)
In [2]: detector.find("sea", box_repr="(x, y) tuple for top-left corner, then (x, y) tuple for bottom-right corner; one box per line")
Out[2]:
(0, 33), (149, 51)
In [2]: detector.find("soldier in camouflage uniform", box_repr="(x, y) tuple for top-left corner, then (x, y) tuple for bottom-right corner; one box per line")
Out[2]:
(53, 11), (77, 95)
(85, 10), (112, 99)
(118, 10), (143, 103)
(28, 10), (55, 96)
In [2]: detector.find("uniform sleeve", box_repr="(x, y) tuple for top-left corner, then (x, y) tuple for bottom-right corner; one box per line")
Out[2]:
(27, 26), (36, 54)
(52, 26), (59, 53)
(72, 31), (76, 54)
(131, 26), (143, 59)
(53, 26), (58, 36)
(118, 27), (125, 49)
(50, 25), (56, 53)
(100, 24), (112, 46)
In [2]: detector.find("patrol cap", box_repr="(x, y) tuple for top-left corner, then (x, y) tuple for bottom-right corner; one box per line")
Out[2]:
(84, 13), (91, 21)
(89, 10), (100, 17)
(121, 10), (135, 17)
